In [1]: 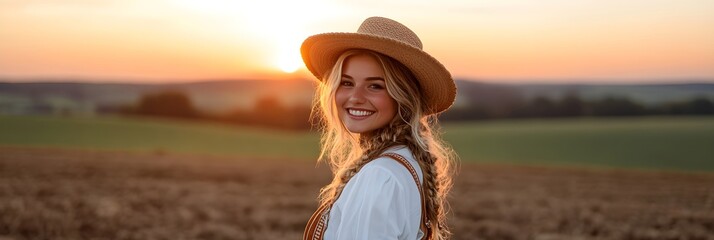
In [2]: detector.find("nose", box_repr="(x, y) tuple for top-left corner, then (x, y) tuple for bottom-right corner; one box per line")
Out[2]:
(347, 86), (367, 104)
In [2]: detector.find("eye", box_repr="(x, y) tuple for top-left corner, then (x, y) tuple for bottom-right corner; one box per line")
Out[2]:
(339, 80), (353, 87)
(368, 84), (385, 90)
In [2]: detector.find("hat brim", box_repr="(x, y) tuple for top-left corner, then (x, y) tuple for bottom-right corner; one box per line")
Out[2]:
(301, 32), (456, 115)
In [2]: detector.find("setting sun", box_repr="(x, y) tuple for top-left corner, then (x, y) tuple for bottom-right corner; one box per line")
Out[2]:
(222, 0), (340, 74)
(172, 0), (338, 74)
(273, 35), (305, 73)
(276, 53), (302, 73)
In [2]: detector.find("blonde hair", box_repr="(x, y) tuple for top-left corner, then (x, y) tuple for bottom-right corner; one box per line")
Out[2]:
(311, 49), (457, 239)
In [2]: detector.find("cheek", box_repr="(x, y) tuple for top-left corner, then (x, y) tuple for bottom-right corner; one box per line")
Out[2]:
(334, 89), (347, 107)
(374, 94), (397, 116)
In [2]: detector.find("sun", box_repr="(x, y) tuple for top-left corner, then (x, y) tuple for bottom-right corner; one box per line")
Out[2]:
(217, 0), (339, 74)
(277, 58), (301, 73)
(275, 46), (303, 73)
(270, 29), (308, 74)
(175, 0), (345, 74)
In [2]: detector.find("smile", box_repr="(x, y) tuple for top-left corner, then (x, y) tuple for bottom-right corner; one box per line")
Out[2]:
(348, 108), (375, 117)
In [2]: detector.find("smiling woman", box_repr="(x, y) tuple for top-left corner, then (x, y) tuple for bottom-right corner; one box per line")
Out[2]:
(301, 16), (459, 240)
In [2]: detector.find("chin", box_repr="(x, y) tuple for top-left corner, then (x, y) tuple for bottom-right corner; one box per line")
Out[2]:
(345, 126), (372, 134)
(346, 122), (383, 134)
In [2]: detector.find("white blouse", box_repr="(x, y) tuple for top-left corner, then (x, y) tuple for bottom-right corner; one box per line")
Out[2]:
(323, 146), (425, 240)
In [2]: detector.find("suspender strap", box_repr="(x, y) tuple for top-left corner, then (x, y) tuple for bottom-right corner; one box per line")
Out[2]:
(303, 203), (330, 240)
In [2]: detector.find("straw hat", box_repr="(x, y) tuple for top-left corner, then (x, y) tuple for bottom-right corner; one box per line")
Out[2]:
(301, 16), (456, 115)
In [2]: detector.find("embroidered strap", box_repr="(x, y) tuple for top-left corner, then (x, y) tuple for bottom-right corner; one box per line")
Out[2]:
(303, 203), (330, 240)
(303, 153), (431, 240)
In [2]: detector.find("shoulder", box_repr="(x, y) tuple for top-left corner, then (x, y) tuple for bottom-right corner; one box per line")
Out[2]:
(352, 159), (404, 187)
(337, 156), (414, 205)
(334, 146), (423, 206)
(359, 145), (423, 186)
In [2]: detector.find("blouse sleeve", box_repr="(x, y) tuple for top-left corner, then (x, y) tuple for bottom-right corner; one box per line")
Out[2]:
(330, 163), (410, 239)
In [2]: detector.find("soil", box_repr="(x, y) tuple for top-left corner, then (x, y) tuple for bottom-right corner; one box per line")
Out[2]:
(0, 146), (712, 240)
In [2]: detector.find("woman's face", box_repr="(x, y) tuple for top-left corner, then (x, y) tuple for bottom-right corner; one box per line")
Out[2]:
(335, 53), (397, 135)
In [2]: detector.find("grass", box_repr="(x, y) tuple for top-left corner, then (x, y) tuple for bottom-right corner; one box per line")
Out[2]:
(1, 114), (713, 171)
(443, 116), (714, 171)
(0, 115), (319, 160)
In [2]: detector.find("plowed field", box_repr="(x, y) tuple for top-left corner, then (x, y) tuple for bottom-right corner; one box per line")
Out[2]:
(1, 147), (712, 239)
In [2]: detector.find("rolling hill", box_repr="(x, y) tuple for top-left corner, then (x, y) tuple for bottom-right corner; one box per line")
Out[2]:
(1, 79), (713, 116)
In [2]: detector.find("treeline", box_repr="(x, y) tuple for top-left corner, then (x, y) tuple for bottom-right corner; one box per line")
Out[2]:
(120, 90), (714, 130)
(118, 91), (312, 130)
(441, 92), (714, 121)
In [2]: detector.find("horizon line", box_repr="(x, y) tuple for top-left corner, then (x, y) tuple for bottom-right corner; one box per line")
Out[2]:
(1, 75), (713, 86)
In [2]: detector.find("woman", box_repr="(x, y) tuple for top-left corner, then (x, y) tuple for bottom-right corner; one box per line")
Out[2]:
(302, 16), (458, 240)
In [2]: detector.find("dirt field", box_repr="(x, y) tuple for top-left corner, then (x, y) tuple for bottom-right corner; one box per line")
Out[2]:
(0, 146), (712, 240)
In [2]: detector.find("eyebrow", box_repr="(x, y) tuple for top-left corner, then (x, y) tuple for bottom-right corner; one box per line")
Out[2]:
(341, 74), (385, 81)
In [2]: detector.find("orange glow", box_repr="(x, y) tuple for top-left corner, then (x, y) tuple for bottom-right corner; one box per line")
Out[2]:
(0, 1), (713, 83)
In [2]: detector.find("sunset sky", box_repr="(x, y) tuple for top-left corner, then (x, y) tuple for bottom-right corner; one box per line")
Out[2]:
(1, 0), (713, 83)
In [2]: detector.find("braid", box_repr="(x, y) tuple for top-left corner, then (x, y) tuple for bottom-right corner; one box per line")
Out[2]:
(423, 156), (448, 239)
(407, 137), (450, 239)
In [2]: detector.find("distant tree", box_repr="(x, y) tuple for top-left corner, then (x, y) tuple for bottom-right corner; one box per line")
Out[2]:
(458, 82), (526, 119)
(135, 91), (199, 119)
(440, 106), (491, 121)
(218, 108), (255, 126)
(557, 91), (584, 117)
(524, 96), (559, 118)
(588, 96), (646, 116)
(688, 97), (714, 114)
(661, 97), (714, 115)
(216, 96), (313, 130)
(288, 104), (314, 130)
(253, 95), (286, 127)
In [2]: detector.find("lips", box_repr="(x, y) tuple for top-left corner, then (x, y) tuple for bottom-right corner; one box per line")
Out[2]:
(347, 108), (375, 117)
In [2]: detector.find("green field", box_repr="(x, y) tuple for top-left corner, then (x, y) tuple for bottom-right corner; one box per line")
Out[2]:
(443, 117), (714, 170)
(0, 115), (319, 160)
(1, 115), (712, 171)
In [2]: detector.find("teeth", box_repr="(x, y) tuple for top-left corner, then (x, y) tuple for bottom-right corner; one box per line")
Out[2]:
(349, 109), (374, 116)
